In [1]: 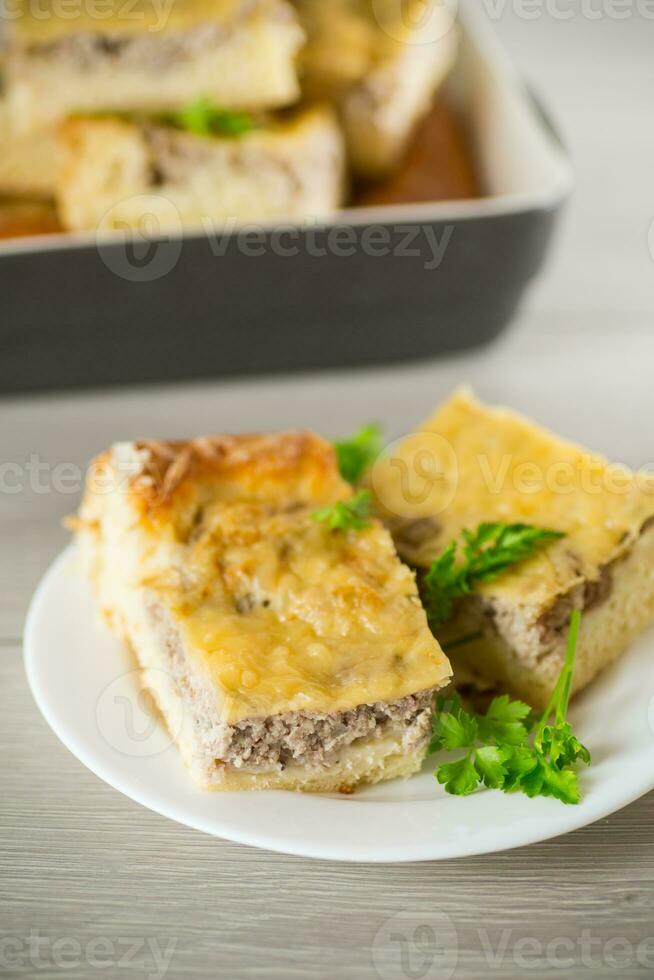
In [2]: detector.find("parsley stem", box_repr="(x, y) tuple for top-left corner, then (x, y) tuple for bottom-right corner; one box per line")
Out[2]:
(558, 607), (581, 723)
(431, 609), (589, 805)
(536, 607), (582, 733)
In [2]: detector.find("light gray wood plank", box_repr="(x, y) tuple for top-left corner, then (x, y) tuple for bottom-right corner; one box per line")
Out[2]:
(0, 518), (66, 643)
(3, 650), (654, 980)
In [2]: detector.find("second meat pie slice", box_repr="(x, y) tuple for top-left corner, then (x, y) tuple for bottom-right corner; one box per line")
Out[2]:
(75, 432), (451, 791)
(4, 0), (304, 132)
(371, 388), (654, 709)
(56, 106), (345, 232)
(294, 0), (458, 177)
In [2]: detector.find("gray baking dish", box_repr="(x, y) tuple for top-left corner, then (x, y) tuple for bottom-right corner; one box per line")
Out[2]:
(0, 2), (573, 394)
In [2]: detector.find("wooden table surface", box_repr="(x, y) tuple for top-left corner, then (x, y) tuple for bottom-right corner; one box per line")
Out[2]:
(3, 9), (654, 980)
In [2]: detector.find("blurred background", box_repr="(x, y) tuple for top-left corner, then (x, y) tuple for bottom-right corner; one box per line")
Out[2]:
(496, 7), (652, 318)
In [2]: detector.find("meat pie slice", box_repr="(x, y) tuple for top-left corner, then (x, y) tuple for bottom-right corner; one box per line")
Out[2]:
(4, 0), (303, 132)
(55, 106), (345, 232)
(371, 389), (654, 709)
(294, 0), (458, 177)
(75, 433), (451, 791)
(0, 75), (57, 198)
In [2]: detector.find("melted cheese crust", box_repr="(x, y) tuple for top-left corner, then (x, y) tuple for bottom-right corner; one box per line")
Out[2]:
(371, 389), (654, 610)
(84, 432), (450, 723)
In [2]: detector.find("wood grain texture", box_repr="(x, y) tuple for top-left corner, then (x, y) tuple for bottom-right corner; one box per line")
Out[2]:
(2, 8), (654, 979)
(3, 648), (654, 980)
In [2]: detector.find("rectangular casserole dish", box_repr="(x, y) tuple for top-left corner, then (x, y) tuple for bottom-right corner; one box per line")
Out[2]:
(0, 1), (573, 394)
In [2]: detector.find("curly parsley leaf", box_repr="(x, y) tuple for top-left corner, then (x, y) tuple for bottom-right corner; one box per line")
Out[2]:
(430, 610), (590, 805)
(423, 522), (565, 629)
(501, 745), (540, 791)
(312, 489), (373, 532)
(537, 723), (591, 770)
(462, 523), (565, 583)
(82, 101), (258, 139)
(476, 694), (533, 746)
(333, 424), (383, 485)
(169, 99), (258, 138)
(435, 754), (479, 796)
(429, 694), (477, 752)
(517, 756), (581, 804)
(474, 745), (512, 789)
(422, 542), (467, 627)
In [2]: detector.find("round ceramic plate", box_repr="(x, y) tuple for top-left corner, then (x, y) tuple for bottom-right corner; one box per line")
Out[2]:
(25, 548), (654, 863)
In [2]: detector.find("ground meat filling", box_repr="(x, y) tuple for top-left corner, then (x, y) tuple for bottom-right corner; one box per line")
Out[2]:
(148, 595), (436, 775)
(143, 127), (214, 185)
(21, 24), (234, 71)
(437, 555), (619, 658)
(213, 690), (435, 773)
(18, 0), (295, 71)
(536, 563), (615, 646)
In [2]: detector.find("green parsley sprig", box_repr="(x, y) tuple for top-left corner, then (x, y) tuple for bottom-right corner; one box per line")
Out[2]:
(334, 424), (383, 485)
(423, 522), (565, 629)
(430, 609), (590, 805)
(165, 99), (258, 138)
(83, 100), (258, 139)
(312, 489), (373, 532)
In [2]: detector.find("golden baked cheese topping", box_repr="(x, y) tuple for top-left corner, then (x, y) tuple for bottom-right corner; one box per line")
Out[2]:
(105, 432), (451, 723)
(371, 389), (654, 610)
(168, 501), (448, 722)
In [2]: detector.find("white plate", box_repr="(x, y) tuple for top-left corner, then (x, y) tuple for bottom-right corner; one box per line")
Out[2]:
(25, 547), (654, 863)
